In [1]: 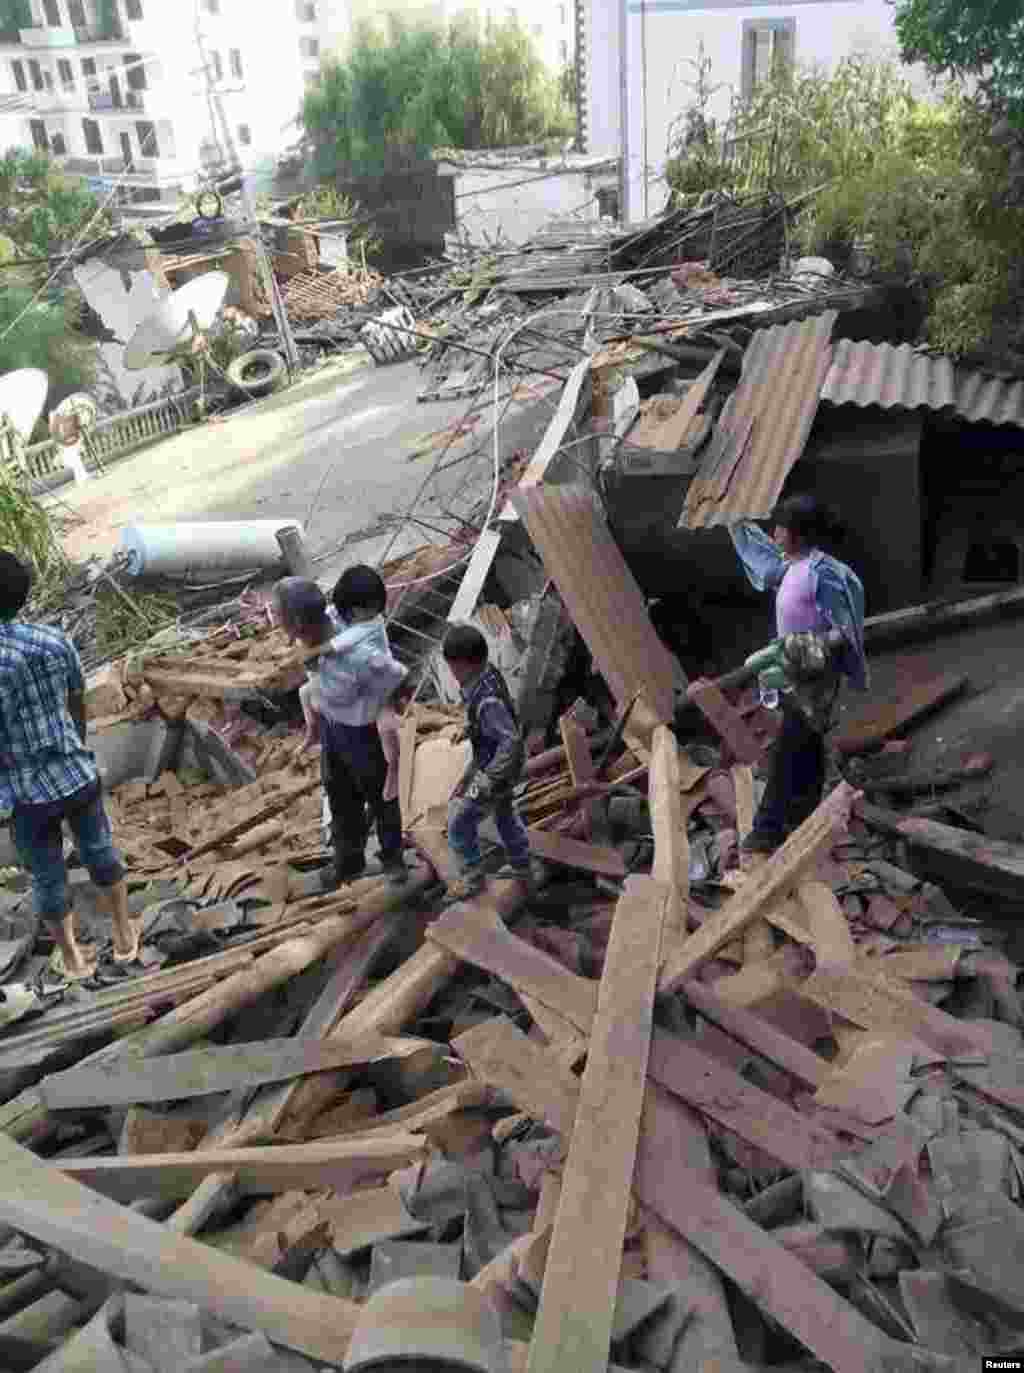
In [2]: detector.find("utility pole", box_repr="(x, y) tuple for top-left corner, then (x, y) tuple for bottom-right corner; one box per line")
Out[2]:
(193, 13), (300, 375)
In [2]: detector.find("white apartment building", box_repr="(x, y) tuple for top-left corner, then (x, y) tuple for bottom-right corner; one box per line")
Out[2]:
(0, 0), (335, 203)
(579, 0), (928, 224)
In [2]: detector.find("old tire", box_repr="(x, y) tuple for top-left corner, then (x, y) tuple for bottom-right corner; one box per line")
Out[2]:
(227, 348), (287, 397)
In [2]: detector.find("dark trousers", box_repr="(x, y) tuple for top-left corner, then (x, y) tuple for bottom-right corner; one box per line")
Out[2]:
(321, 718), (402, 877)
(752, 704), (826, 842)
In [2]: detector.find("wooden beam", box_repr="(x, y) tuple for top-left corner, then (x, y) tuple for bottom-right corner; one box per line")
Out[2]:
(60, 1136), (426, 1203)
(658, 783), (855, 994)
(634, 1090), (930, 1373)
(680, 979), (830, 1090)
(526, 830), (627, 878)
(796, 881), (855, 970)
(185, 777), (320, 860)
(559, 714), (601, 839)
(0, 1134), (361, 1365)
(686, 678), (762, 764)
(526, 877), (667, 1373)
(40, 1034), (430, 1111)
(456, 1019), (579, 1137)
(398, 710), (418, 824)
(834, 673), (967, 756)
(856, 803), (1024, 902)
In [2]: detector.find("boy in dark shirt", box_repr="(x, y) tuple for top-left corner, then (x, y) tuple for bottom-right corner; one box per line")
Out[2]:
(442, 624), (533, 900)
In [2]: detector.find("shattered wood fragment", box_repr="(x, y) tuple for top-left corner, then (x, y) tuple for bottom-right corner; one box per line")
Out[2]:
(858, 803), (1024, 902)
(59, 1136), (426, 1202)
(0, 1133), (362, 1365)
(526, 876), (668, 1373)
(559, 714), (602, 840)
(658, 782), (856, 994)
(796, 880), (856, 969)
(455, 1018), (580, 1137)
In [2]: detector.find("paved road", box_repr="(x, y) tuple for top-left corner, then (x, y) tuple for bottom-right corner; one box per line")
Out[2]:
(54, 354), (555, 587)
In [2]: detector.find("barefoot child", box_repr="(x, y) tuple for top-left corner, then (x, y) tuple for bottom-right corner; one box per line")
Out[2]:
(0, 551), (137, 984)
(442, 623), (533, 901)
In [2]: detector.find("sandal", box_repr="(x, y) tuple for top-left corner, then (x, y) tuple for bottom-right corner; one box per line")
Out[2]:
(86, 952), (145, 988)
(45, 946), (98, 985)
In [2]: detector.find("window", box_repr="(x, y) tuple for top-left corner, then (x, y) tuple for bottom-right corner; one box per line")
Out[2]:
(124, 0), (143, 17)
(559, 38), (567, 61)
(531, 23), (541, 37)
(67, 0), (86, 25)
(298, 35), (318, 57)
(303, 70), (318, 87)
(237, 122), (251, 145)
(57, 58), (74, 88)
(559, 4), (566, 23)
(29, 119), (47, 151)
(229, 47), (243, 79)
(202, 0), (220, 12)
(11, 61), (26, 93)
(210, 49), (223, 81)
(135, 118), (157, 155)
(125, 51), (146, 90)
(741, 18), (795, 102)
(28, 59), (43, 90)
(50, 130), (66, 154)
(296, 0), (316, 19)
(41, 0), (62, 27)
(81, 117), (103, 154)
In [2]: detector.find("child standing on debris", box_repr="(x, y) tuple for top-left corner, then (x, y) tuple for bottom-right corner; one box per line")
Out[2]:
(0, 551), (139, 985)
(273, 571), (409, 888)
(729, 494), (867, 853)
(442, 623), (533, 901)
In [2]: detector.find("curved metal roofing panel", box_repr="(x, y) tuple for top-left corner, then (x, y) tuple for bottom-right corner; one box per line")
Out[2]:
(680, 311), (836, 530)
(955, 369), (1024, 428)
(822, 340), (956, 412)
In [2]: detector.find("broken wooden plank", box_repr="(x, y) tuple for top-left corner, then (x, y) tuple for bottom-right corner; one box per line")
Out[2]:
(526, 829), (627, 878)
(796, 880), (856, 969)
(526, 875), (668, 1373)
(510, 483), (678, 725)
(185, 777), (320, 860)
(686, 678), (762, 764)
(650, 725), (686, 940)
(857, 802), (1024, 902)
(397, 709), (418, 824)
(681, 979), (830, 1090)
(798, 965), (995, 1057)
(635, 1089), (935, 1373)
(834, 672), (967, 756)
(659, 783), (856, 994)
(59, 1136), (425, 1203)
(0, 1133), (361, 1365)
(646, 1030), (842, 1172)
(40, 1034), (429, 1111)
(320, 1186), (427, 1257)
(456, 1019), (580, 1137)
(559, 714), (601, 840)
(814, 1038), (918, 1125)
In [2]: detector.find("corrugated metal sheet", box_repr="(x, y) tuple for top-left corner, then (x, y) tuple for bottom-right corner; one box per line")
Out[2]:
(822, 340), (956, 412)
(955, 369), (1024, 428)
(822, 339), (1024, 429)
(680, 312), (836, 530)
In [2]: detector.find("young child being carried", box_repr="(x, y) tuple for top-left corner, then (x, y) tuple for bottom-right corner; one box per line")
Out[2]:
(272, 568), (408, 889)
(442, 623), (534, 902)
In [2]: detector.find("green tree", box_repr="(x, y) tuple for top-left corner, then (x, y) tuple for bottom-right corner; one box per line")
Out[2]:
(894, 0), (1024, 120)
(302, 12), (571, 176)
(0, 287), (97, 410)
(0, 149), (110, 263)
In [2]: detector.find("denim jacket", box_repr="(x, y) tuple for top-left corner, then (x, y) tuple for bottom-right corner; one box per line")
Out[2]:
(316, 616), (407, 726)
(729, 521), (869, 691)
(459, 664), (525, 795)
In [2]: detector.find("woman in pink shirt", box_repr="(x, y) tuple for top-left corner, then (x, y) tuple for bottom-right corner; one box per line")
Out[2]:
(730, 494), (867, 852)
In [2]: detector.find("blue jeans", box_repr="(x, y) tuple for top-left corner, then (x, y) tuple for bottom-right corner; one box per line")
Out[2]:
(752, 705), (826, 842)
(448, 791), (531, 874)
(12, 781), (125, 922)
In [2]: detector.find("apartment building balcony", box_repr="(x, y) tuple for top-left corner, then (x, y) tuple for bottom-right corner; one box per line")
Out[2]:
(18, 24), (78, 48)
(88, 89), (147, 113)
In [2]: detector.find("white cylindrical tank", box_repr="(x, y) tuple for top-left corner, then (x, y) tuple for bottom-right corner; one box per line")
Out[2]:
(120, 520), (305, 578)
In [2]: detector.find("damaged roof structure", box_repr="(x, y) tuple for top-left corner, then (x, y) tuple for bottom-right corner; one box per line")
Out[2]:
(4, 187), (1024, 1373)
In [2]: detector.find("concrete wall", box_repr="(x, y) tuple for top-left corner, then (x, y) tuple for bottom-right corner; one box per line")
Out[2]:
(72, 255), (183, 410)
(584, 0), (929, 223)
(450, 160), (610, 245)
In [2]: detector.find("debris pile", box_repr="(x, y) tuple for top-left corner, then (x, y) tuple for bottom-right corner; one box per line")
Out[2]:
(1, 447), (1024, 1372)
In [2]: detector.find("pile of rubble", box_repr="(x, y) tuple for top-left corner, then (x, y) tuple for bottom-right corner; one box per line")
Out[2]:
(0, 455), (1021, 1372)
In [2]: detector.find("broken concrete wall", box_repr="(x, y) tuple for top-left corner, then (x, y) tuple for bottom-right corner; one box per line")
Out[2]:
(72, 256), (184, 412)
